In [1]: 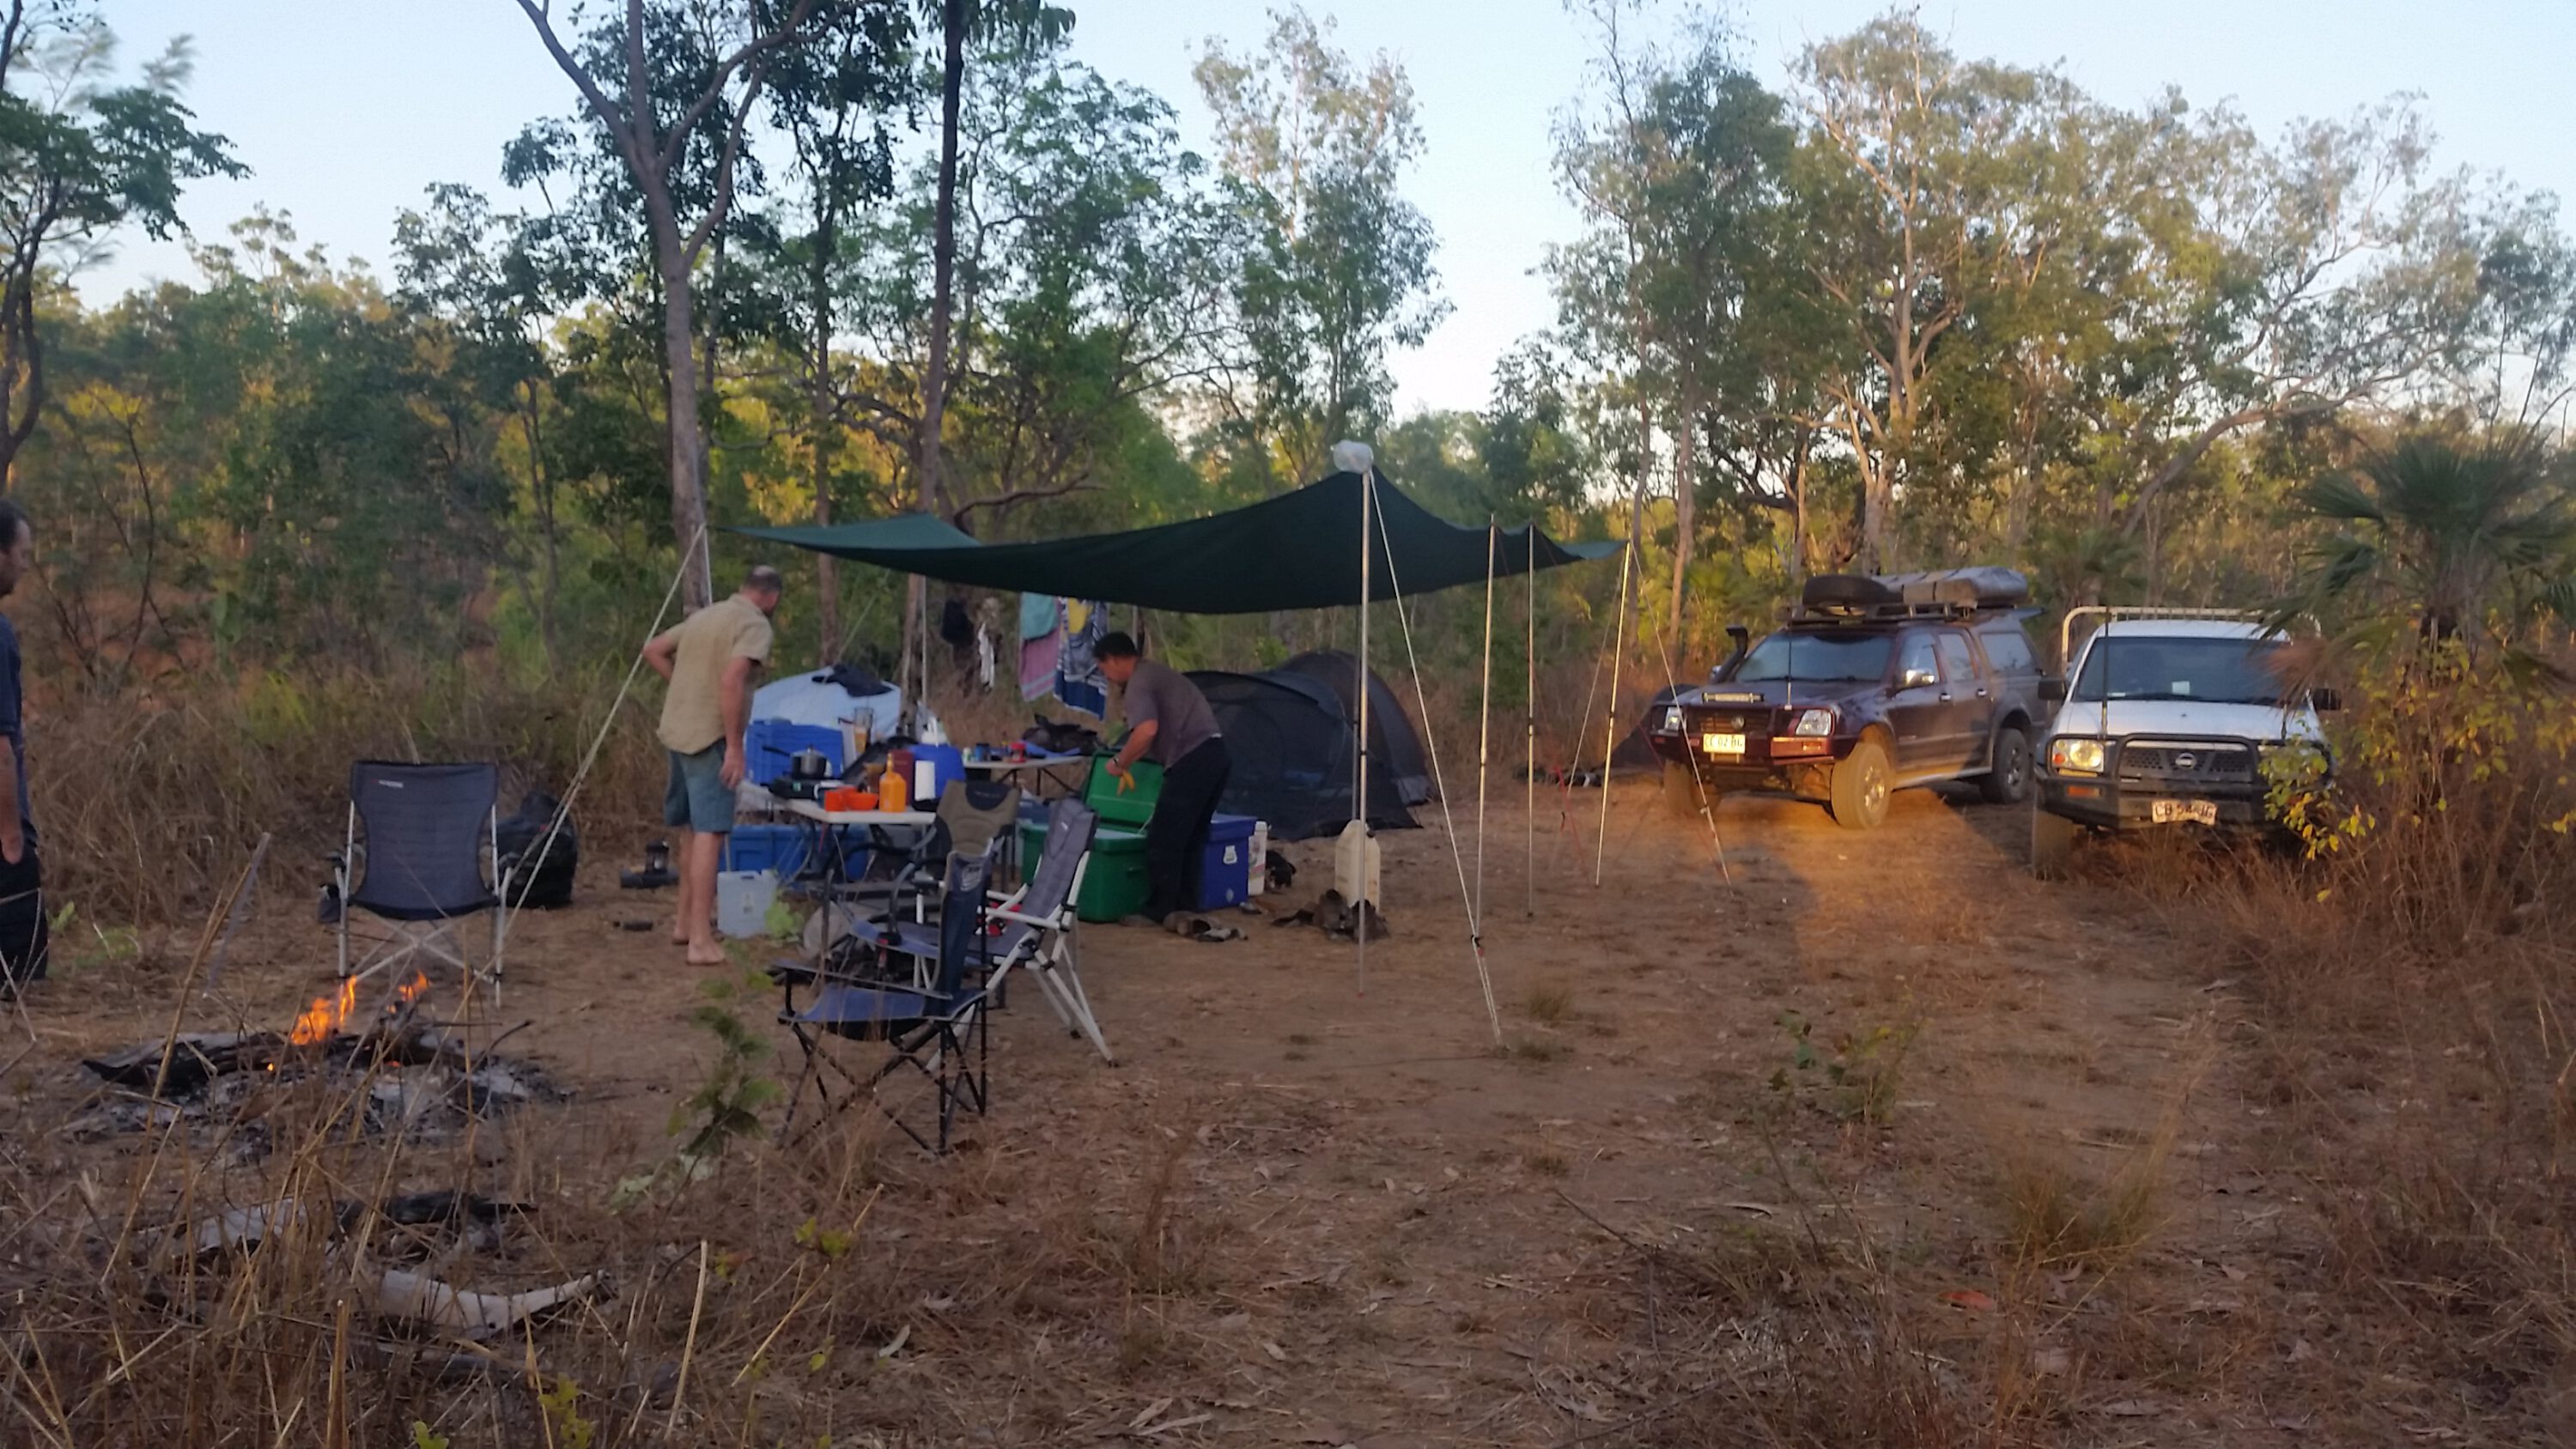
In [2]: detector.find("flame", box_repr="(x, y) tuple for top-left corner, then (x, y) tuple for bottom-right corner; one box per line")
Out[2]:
(285, 971), (432, 1046)
(289, 979), (361, 1046)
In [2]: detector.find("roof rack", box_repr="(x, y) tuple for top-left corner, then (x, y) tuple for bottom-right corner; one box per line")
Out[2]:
(2057, 605), (2276, 667)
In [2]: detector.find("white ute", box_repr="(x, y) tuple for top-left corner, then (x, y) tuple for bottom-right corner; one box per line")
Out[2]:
(2029, 609), (2333, 879)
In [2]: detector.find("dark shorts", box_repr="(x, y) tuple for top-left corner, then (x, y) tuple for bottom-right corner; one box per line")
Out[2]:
(0, 840), (46, 992)
(664, 746), (737, 834)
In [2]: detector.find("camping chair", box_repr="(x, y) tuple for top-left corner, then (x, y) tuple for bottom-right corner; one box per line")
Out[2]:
(984, 797), (1111, 1063)
(333, 761), (512, 994)
(776, 849), (996, 1155)
(820, 798), (1107, 1062)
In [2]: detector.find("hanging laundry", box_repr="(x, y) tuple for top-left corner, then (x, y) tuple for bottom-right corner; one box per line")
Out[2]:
(1054, 598), (1110, 718)
(1019, 592), (1061, 701)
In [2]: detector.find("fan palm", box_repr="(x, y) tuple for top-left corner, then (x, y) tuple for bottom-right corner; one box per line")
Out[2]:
(2288, 435), (2576, 651)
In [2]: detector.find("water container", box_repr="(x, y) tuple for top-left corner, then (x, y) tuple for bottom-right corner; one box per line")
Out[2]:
(1248, 821), (1270, 896)
(714, 870), (777, 938)
(1334, 821), (1380, 906)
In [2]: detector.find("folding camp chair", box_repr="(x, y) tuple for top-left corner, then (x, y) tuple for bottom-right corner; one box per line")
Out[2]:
(776, 850), (996, 1154)
(984, 797), (1111, 1063)
(813, 799), (1109, 1063)
(333, 761), (512, 995)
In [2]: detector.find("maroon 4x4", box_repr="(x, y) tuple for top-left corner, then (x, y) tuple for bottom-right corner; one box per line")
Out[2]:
(1647, 569), (2047, 829)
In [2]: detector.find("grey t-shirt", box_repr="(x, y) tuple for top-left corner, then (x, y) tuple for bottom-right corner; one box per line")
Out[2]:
(1122, 658), (1220, 767)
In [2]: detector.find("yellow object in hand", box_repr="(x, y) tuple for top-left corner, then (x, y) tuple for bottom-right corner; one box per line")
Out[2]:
(1115, 767), (1135, 793)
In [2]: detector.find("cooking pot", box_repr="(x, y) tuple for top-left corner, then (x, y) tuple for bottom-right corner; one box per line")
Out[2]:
(787, 747), (834, 781)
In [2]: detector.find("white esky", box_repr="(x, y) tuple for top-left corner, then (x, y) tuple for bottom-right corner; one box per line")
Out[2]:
(81, 1), (2576, 416)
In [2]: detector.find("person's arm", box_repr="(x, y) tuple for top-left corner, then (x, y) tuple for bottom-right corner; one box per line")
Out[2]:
(0, 738), (21, 865)
(719, 654), (757, 788)
(1107, 720), (1157, 781)
(642, 628), (681, 682)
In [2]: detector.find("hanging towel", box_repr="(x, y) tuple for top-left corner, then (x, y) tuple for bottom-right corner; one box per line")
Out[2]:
(1054, 598), (1109, 718)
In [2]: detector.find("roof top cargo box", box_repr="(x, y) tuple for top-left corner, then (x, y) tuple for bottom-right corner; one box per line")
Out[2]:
(1798, 567), (2029, 619)
(1876, 567), (2029, 609)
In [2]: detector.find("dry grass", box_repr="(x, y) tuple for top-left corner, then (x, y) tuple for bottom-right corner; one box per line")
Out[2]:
(1520, 979), (1575, 1024)
(35, 664), (665, 928)
(0, 1010), (1259, 1447)
(2152, 667), (2576, 1434)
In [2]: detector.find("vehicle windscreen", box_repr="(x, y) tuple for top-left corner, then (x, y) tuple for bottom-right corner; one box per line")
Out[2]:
(2069, 635), (2290, 705)
(1729, 633), (1893, 683)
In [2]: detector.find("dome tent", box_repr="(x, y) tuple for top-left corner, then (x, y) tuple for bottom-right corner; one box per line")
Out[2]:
(1274, 651), (1437, 807)
(1185, 663), (1420, 842)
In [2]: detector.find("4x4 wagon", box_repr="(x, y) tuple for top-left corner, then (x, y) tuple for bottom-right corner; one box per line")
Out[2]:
(1647, 570), (2048, 829)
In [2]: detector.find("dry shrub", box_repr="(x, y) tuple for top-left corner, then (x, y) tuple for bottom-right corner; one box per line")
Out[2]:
(34, 664), (665, 927)
(0, 1025), (1253, 1446)
(2188, 646), (2576, 1424)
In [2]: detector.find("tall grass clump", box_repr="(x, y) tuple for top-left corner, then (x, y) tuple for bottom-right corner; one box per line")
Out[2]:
(33, 662), (665, 927)
(2213, 637), (2576, 1414)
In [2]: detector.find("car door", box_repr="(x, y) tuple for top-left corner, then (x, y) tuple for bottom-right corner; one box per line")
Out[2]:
(1884, 631), (1948, 774)
(1935, 630), (1996, 772)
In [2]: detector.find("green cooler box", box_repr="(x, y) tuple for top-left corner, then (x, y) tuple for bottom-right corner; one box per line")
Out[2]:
(1011, 757), (1163, 923)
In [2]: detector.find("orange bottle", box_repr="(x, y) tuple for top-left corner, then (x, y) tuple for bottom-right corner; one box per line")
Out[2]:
(878, 761), (908, 813)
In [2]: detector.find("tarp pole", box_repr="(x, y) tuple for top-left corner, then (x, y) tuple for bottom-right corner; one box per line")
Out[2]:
(1356, 467), (1373, 994)
(1475, 518), (1495, 932)
(1525, 525), (1535, 919)
(1594, 529), (1633, 887)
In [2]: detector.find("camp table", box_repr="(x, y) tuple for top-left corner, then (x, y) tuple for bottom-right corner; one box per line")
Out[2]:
(961, 746), (1090, 799)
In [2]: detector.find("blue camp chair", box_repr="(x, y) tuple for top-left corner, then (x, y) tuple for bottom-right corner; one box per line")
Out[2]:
(333, 761), (512, 995)
(776, 849), (995, 1154)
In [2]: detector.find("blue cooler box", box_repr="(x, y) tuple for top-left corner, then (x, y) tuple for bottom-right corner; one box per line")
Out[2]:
(1194, 814), (1258, 911)
(726, 823), (867, 882)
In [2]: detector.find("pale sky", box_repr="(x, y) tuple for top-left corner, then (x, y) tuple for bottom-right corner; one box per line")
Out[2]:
(84, 1), (2576, 415)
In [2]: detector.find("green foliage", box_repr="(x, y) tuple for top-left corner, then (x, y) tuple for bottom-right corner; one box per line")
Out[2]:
(1768, 1010), (1919, 1126)
(407, 1422), (450, 1449)
(535, 1375), (595, 1449)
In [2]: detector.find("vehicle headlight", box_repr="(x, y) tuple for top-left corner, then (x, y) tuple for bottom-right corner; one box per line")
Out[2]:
(1662, 706), (1683, 733)
(2049, 737), (2105, 775)
(1791, 707), (1832, 737)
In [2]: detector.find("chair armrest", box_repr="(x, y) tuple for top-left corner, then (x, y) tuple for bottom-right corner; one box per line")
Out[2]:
(987, 904), (1060, 929)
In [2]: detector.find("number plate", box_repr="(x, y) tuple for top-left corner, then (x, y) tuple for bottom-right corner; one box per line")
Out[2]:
(2151, 798), (2219, 826)
(1701, 731), (1747, 757)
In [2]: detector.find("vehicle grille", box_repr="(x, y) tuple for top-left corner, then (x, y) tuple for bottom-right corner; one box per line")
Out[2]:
(1683, 708), (1776, 737)
(2117, 742), (2256, 781)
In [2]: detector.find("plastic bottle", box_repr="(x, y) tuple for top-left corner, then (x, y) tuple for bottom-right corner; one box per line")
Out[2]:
(878, 760), (909, 813)
(1334, 820), (1380, 906)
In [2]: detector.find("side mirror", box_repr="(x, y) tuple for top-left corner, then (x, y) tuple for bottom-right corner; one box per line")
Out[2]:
(2040, 677), (2067, 705)
(2311, 687), (2342, 713)
(1900, 667), (1939, 689)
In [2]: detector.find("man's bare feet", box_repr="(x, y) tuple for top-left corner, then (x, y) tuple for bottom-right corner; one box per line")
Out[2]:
(684, 939), (729, 967)
(670, 921), (690, 946)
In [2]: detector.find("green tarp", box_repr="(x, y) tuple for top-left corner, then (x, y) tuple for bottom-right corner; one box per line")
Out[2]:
(734, 470), (1619, 615)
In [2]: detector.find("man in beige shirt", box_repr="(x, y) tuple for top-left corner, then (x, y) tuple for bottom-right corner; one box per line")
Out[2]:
(645, 566), (781, 964)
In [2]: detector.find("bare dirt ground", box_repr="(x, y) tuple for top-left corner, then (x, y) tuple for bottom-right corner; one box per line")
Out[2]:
(11, 779), (2384, 1446)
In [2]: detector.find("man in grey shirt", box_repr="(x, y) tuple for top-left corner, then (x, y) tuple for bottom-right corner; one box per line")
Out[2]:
(1098, 632), (1232, 924)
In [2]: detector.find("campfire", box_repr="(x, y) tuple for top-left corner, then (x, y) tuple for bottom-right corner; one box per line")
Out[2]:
(77, 972), (560, 1156)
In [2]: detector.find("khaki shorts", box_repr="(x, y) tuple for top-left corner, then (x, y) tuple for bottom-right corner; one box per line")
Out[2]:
(664, 746), (736, 834)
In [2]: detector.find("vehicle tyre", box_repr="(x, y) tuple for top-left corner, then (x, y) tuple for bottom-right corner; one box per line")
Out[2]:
(1981, 725), (2032, 804)
(1828, 736), (1893, 830)
(2031, 805), (2077, 880)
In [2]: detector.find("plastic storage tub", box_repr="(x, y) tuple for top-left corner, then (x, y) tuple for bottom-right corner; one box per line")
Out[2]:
(725, 823), (867, 882)
(1084, 755), (1164, 828)
(1194, 814), (1257, 911)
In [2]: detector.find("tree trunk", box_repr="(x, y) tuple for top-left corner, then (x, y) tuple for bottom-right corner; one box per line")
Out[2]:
(1668, 387), (1697, 634)
(656, 229), (714, 610)
(810, 203), (840, 661)
(920, 0), (965, 520)
(1789, 433), (1811, 586)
